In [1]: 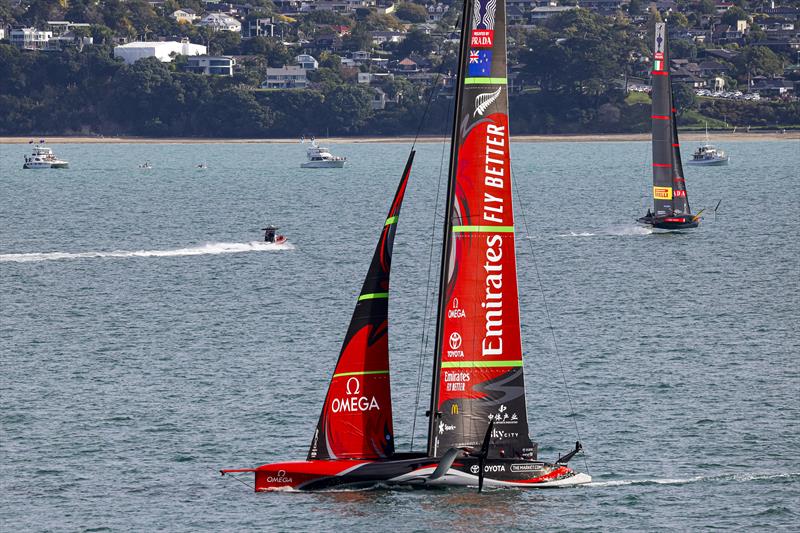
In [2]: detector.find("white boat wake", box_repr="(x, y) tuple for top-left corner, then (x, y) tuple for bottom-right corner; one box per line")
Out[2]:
(558, 225), (653, 237)
(0, 241), (294, 263)
(587, 472), (799, 488)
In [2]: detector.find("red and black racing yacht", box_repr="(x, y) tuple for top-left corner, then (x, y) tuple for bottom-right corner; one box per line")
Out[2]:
(638, 22), (700, 231)
(222, 0), (591, 491)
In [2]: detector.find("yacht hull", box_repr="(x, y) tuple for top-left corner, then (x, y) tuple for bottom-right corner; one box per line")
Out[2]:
(223, 457), (591, 492)
(638, 215), (699, 230)
(301, 161), (346, 168)
(686, 158), (728, 166)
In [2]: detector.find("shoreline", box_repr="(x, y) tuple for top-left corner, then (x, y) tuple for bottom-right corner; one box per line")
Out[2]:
(1, 131), (797, 144)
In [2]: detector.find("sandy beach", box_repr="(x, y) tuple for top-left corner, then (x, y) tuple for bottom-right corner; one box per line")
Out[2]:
(1, 131), (798, 144)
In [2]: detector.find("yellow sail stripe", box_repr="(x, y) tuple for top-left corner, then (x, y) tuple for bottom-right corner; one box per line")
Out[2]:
(441, 361), (523, 368)
(452, 225), (514, 233)
(358, 292), (388, 301)
(464, 78), (507, 85)
(332, 370), (390, 378)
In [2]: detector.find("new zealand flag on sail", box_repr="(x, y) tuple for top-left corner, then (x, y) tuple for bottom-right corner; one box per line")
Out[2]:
(468, 49), (492, 77)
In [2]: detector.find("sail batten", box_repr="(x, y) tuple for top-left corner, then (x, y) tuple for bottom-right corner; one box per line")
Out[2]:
(308, 151), (414, 461)
(427, 0), (536, 461)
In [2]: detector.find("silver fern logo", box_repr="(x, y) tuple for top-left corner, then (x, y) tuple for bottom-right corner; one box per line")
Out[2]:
(473, 0), (497, 30)
(474, 87), (502, 116)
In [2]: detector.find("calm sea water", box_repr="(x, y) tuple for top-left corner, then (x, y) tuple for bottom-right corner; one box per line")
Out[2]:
(1, 140), (798, 531)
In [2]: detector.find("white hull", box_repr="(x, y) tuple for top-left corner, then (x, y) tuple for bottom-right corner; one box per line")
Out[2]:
(301, 160), (346, 168)
(390, 466), (592, 488)
(23, 161), (69, 169)
(686, 157), (728, 166)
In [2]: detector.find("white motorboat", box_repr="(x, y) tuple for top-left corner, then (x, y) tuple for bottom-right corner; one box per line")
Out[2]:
(687, 125), (729, 166)
(301, 140), (346, 168)
(22, 144), (69, 169)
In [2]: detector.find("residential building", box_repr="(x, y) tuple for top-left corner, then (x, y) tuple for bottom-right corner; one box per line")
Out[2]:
(530, 5), (578, 20)
(371, 30), (406, 46)
(262, 66), (308, 88)
(371, 87), (387, 110)
(295, 53), (318, 69)
(10, 28), (53, 50)
(199, 13), (242, 32)
(46, 21), (91, 35)
(114, 40), (207, 64)
(172, 9), (199, 23)
(395, 57), (419, 72)
(185, 55), (236, 75)
(242, 17), (276, 38)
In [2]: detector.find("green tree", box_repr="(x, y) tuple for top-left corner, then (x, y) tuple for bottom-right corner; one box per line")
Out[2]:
(322, 85), (372, 133)
(395, 29), (436, 58)
(721, 6), (750, 26)
(395, 3), (428, 23)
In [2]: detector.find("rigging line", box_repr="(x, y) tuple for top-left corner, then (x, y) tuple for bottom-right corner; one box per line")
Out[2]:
(216, 469), (255, 491)
(508, 162), (591, 476)
(409, 87), (455, 452)
(411, 48), (450, 151)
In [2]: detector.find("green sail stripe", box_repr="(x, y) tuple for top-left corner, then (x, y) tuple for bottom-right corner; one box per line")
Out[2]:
(464, 77), (508, 85)
(441, 360), (523, 369)
(385, 215), (398, 226)
(452, 225), (515, 233)
(358, 292), (389, 301)
(332, 370), (390, 378)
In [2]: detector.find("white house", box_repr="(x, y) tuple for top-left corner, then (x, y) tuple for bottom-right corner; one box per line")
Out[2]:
(262, 66), (308, 88)
(295, 53), (318, 70)
(10, 28), (53, 50)
(114, 40), (207, 64)
(172, 9), (199, 23)
(185, 55), (235, 75)
(199, 13), (242, 32)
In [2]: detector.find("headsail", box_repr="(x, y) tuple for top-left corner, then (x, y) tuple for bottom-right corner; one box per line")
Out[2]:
(308, 152), (414, 460)
(651, 22), (692, 217)
(427, 0), (536, 460)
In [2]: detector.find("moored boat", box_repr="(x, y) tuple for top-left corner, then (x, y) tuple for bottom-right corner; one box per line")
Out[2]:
(222, 0), (590, 492)
(638, 23), (700, 231)
(301, 140), (346, 168)
(687, 125), (729, 166)
(22, 144), (69, 169)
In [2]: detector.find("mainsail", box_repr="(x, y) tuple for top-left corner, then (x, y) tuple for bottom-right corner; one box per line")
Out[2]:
(308, 152), (414, 460)
(651, 22), (692, 217)
(427, 0), (536, 460)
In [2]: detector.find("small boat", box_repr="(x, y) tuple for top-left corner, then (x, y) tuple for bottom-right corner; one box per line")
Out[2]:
(139, 161), (152, 169)
(261, 225), (287, 245)
(638, 22), (699, 231)
(687, 125), (729, 166)
(301, 139), (346, 168)
(22, 144), (69, 169)
(222, 0), (591, 492)
(197, 162), (208, 169)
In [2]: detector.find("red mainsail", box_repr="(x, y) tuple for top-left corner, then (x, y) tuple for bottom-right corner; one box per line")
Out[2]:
(428, 0), (536, 460)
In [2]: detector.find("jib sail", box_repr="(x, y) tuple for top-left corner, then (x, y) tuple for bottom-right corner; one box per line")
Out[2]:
(427, 0), (536, 461)
(308, 152), (414, 460)
(651, 22), (692, 217)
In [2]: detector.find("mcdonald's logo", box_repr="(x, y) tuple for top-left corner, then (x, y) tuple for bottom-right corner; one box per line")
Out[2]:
(451, 404), (459, 415)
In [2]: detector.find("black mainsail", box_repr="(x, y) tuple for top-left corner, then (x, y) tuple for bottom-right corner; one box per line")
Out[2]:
(641, 22), (698, 230)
